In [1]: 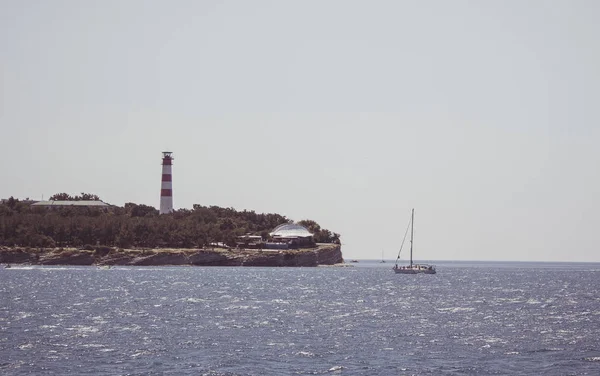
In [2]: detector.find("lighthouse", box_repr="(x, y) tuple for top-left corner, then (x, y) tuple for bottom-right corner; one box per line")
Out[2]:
(159, 151), (174, 214)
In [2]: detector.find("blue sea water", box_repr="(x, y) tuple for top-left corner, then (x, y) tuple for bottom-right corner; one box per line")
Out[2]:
(1, 261), (599, 375)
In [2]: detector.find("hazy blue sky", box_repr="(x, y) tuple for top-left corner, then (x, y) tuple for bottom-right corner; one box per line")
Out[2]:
(1, 1), (599, 262)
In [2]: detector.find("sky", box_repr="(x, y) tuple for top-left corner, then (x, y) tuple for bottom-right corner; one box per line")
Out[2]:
(1, 0), (599, 262)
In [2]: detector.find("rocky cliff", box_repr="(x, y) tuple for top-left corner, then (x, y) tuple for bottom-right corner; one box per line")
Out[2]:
(0, 244), (344, 267)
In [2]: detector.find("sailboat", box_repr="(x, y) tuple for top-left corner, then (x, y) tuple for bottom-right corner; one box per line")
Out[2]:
(380, 250), (386, 263)
(393, 209), (436, 274)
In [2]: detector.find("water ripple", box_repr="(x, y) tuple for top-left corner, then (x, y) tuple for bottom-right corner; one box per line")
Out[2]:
(1, 264), (599, 375)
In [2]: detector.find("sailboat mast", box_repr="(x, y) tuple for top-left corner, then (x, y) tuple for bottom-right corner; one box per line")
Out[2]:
(410, 208), (414, 267)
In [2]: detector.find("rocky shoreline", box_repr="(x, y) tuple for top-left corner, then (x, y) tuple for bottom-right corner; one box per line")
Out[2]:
(0, 244), (344, 267)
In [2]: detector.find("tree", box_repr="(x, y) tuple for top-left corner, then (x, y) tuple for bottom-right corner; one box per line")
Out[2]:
(49, 192), (101, 201)
(125, 203), (158, 217)
(6, 197), (17, 209)
(78, 193), (100, 201)
(0, 200), (340, 248)
(49, 193), (73, 201)
(298, 219), (321, 234)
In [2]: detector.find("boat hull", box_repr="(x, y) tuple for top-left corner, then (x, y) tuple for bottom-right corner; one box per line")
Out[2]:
(393, 264), (436, 274)
(394, 268), (418, 274)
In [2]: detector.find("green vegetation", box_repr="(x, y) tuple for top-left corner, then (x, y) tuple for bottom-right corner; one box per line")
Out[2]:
(48, 192), (101, 201)
(0, 195), (340, 249)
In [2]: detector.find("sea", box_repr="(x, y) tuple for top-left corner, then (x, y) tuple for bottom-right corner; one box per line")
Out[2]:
(1, 260), (599, 375)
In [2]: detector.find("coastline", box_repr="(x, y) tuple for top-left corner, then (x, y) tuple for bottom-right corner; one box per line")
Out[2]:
(0, 244), (343, 267)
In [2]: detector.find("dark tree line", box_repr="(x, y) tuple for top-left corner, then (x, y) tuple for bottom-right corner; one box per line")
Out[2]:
(49, 192), (101, 201)
(0, 196), (341, 248)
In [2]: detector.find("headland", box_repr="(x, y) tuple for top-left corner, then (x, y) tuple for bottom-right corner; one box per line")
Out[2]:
(1, 196), (343, 266)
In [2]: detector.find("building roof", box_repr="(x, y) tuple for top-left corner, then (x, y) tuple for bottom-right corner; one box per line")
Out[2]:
(31, 200), (111, 207)
(270, 223), (313, 238)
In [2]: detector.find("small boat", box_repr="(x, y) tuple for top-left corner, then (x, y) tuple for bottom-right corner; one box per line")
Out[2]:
(350, 259), (359, 263)
(3, 264), (11, 269)
(393, 209), (436, 274)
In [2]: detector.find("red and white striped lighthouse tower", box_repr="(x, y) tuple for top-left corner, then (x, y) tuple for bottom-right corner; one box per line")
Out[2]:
(159, 151), (174, 214)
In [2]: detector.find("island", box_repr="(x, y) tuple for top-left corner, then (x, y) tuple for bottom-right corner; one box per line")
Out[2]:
(0, 195), (344, 267)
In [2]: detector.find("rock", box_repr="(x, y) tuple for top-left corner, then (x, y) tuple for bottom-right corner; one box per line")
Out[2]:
(39, 250), (95, 265)
(0, 244), (344, 267)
